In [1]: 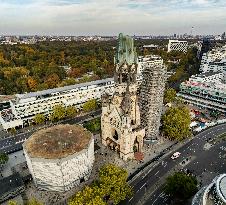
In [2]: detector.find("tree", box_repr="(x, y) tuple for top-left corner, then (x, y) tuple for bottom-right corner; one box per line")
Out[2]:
(165, 172), (198, 200)
(10, 127), (16, 136)
(164, 88), (177, 104)
(66, 106), (77, 118)
(99, 164), (133, 204)
(49, 104), (66, 122)
(8, 198), (43, 205)
(34, 113), (45, 125)
(44, 73), (60, 89)
(69, 68), (82, 78)
(68, 186), (106, 205)
(8, 201), (19, 205)
(84, 118), (101, 133)
(27, 77), (38, 91)
(0, 152), (9, 165)
(83, 99), (97, 113)
(162, 106), (191, 141)
(69, 164), (132, 205)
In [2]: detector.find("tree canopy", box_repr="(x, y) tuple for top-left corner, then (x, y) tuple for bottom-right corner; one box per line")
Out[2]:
(0, 41), (116, 95)
(84, 118), (101, 133)
(0, 152), (8, 165)
(164, 88), (177, 104)
(82, 99), (98, 112)
(69, 164), (133, 205)
(49, 104), (66, 122)
(34, 113), (45, 125)
(162, 106), (191, 141)
(165, 172), (198, 199)
(66, 106), (77, 118)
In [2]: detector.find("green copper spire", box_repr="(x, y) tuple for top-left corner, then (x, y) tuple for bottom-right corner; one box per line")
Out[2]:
(115, 33), (137, 66)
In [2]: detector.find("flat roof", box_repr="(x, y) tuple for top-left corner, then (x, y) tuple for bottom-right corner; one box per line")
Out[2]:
(16, 78), (113, 100)
(24, 124), (92, 159)
(0, 173), (24, 197)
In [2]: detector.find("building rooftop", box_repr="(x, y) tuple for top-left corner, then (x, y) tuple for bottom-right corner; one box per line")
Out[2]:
(16, 77), (113, 100)
(24, 124), (92, 159)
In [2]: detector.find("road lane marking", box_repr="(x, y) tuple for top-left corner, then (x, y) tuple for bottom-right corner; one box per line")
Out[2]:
(140, 182), (147, 190)
(152, 191), (164, 205)
(154, 171), (160, 176)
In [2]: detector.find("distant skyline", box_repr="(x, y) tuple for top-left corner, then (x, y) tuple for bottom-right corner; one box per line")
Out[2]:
(0, 0), (226, 36)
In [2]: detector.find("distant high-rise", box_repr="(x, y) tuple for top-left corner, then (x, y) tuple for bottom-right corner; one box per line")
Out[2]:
(140, 56), (167, 141)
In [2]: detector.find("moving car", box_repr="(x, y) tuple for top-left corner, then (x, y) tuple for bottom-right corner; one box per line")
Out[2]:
(171, 152), (181, 159)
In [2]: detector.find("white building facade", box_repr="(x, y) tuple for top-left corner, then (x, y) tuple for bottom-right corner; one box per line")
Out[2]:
(178, 71), (226, 113)
(167, 40), (188, 53)
(200, 45), (226, 73)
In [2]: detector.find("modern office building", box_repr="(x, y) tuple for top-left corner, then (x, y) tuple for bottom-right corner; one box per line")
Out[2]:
(167, 40), (188, 53)
(23, 124), (94, 192)
(192, 174), (226, 205)
(200, 46), (226, 73)
(177, 71), (226, 113)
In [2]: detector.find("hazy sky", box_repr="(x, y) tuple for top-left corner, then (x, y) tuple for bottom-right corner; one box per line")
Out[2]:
(0, 0), (225, 35)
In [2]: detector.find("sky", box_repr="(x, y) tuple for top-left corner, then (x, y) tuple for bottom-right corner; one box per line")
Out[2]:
(0, 0), (225, 36)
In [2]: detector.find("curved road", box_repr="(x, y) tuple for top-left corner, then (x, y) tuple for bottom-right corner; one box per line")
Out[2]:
(125, 123), (226, 205)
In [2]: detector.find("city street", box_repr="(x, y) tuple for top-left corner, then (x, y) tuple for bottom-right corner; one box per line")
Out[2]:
(124, 123), (226, 205)
(0, 110), (101, 154)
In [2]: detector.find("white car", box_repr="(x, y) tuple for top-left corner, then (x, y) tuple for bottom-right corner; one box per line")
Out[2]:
(171, 152), (181, 159)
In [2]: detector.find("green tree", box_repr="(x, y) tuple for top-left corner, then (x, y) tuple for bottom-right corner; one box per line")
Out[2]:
(10, 127), (16, 136)
(0, 152), (9, 165)
(99, 164), (133, 204)
(66, 106), (77, 118)
(162, 106), (191, 141)
(84, 118), (101, 133)
(34, 113), (45, 125)
(8, 201), (19, 205)
(83, 99), (97, 113)
(165, 172), (198, 199)
(49, 104), (66, 122)
(164, 88), (177, 104)
(8, 198), (43, 205)
(68, 186), (106, 205)
(69, 164), (132, 205)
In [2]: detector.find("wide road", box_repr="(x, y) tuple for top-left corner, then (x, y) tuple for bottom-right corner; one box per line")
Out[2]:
(0, 110), (101, 154)
(125, 123), (226, 205)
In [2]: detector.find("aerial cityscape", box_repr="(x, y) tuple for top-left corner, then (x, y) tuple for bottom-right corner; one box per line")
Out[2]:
(0, 1), (226, 205)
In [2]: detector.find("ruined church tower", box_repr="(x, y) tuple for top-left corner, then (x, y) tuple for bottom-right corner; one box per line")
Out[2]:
(101, 33), (145, 160)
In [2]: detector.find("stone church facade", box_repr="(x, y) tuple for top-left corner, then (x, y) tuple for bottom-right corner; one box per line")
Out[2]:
(101, 33), (145, 160)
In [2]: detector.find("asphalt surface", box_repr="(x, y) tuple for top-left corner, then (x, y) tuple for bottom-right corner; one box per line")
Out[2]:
(0, 110), (101, 154)
(124, 123), (226, 205)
